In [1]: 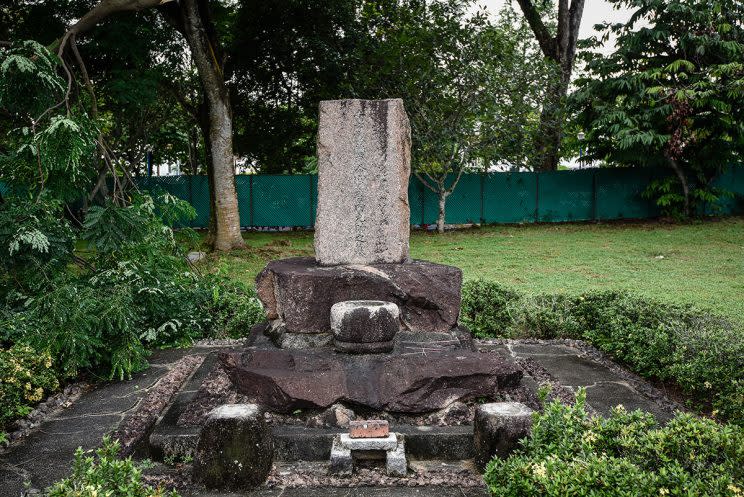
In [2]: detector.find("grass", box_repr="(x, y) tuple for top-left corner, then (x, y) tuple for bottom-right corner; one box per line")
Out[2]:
(205, 217), (744, 323)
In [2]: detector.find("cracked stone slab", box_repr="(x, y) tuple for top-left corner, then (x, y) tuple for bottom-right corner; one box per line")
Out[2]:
(523, 354), (619, 386)
(585, 381), (674, 421)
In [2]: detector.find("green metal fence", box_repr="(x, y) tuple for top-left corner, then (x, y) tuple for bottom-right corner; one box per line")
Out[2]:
(132, 165), (744, 228)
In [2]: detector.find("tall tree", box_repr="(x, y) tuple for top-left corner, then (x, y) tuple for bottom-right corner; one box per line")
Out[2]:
(229, 0), (358, 173)
(58, 0), (244, 250)
(515, 0), (585, 171)
(350, 0), (525, 233)
(573, 0), (744, 217)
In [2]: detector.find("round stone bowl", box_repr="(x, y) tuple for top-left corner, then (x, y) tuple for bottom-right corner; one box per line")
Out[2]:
(331, 300), (400, 354)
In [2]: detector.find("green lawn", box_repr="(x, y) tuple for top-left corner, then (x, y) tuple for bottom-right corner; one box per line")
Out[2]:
(207, 217), (744, 322)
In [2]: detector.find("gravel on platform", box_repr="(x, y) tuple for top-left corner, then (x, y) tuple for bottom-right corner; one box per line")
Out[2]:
(142, 460), (486, 492)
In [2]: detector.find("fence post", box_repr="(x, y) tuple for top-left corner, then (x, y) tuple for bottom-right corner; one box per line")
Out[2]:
(535, 173), (540, 223)
(419, 179), (426, 226)
(592, 171), (598, 221)
(188, 175), (194, 228)
(309, 174), (315, 227)
(249, 175), (254, 228)
(480, 172), (485, 225)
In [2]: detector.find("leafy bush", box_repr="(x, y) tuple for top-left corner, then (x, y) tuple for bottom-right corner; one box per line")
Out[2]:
(461, 279), (521, 337)
(204, 277), (265, 339)
(11, 282), (146, 380)
(0, 344), (59, 432)
(46, 437), (179, 497)
(2, 193), (264, 384)
(485, 391), (744, 496)
(461, 280), (744, 425)
(0, 195), (75, 295)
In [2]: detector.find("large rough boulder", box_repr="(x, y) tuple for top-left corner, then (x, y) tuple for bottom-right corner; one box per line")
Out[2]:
(220, 348), (522, 413)
(315, 99), (411, 265)
(192, 404), (273, 490)
(255, 257), (461, 334)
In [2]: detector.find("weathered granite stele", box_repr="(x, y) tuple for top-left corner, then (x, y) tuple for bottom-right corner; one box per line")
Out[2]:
(315, 99), (411, 266)
(254, 98), (462, 341)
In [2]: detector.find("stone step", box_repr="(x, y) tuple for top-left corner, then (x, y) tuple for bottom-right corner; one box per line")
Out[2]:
(151, 422), (475, 463)
(274, 425), (474, 462)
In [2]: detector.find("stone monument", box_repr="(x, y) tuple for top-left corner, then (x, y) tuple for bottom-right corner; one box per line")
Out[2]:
(315, 99), (411, 265)
(256, 101), (459, 344)
(221, 99), (522, 413)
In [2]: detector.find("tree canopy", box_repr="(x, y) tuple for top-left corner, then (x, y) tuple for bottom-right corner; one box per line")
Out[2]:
(573, 0), (744, 215)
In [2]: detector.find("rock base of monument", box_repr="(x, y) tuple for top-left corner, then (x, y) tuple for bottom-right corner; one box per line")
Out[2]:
(256, 257), (462, 336)
(219, 332), (522, 414)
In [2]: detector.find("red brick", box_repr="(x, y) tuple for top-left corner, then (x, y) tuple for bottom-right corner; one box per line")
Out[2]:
(349, 420), (389, 438)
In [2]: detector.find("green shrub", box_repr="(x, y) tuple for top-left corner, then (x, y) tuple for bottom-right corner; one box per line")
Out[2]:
(462, 279), (744, 426)
(13, 282), (147, 380)
(1, 193), (263, 383)
(203, 277), (266, 339)
(510, 293), (582, 339)
(0, 344), (59, 432)
(461, 280), (521, 337)
(46, 437), (179, 497)
(0, 195), (75, 296)
(484, 391), (744, 496)
(573, 292), (744, 423)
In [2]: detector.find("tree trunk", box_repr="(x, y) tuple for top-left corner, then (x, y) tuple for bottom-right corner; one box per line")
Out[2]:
(180, 0), (244, 250)
(516, 0), (585, 171)
(62, 0), (244, 251)
(666, 154), (691, 217)
(534, 73), (570, 171)
(436, 191), (448, 234)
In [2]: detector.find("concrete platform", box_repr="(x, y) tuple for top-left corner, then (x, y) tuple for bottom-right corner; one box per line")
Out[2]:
(1, 339), (683, 497)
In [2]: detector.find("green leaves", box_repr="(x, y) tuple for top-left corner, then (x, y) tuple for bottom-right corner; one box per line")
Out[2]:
(572, 0), (744, 216)
(0, 40), (64, 117)
(665, 59), (696, 74)
(82, 202), (152, 254)
(485, 393), (744, 496)
(47, 437), (180, 497)
(0, 40), (98, 201)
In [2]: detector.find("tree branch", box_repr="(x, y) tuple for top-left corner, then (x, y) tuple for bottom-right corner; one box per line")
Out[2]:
(515, 0), (557, 60)
(66, 0), (177, 36)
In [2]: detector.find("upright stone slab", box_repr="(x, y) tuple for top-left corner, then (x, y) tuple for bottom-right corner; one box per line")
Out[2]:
(315, 99), (411, 265)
